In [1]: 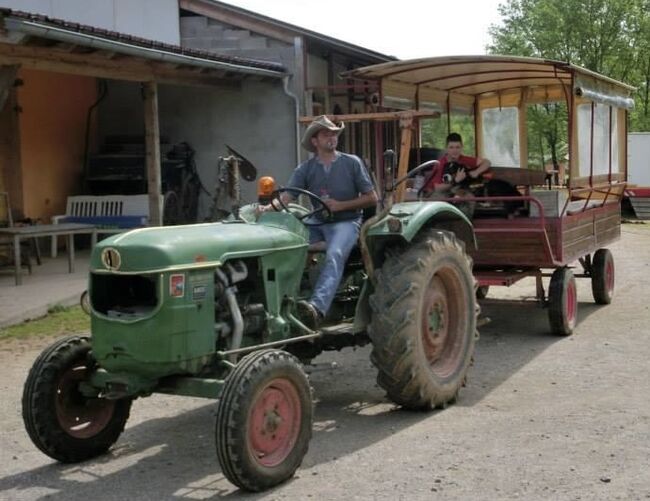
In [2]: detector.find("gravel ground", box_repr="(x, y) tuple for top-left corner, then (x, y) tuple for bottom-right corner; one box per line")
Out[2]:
(1, 225), (649, 500)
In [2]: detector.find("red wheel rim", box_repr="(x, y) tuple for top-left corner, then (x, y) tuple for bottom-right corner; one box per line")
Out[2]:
(248, 378), (301, 468)
(605, 259), (614, 295)
(565, 278), (577, 326)
(421, 268), (466, 378)
(55, 363), (116, 439)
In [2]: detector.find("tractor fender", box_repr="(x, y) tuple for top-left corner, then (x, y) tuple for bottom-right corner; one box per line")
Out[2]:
(365, 201), (476, 265)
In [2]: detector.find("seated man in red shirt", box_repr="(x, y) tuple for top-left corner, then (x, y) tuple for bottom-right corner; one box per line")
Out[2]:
(420, 132), (491, 197)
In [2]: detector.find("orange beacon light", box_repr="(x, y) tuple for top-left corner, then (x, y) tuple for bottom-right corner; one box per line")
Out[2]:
(257, 176), (276, 203)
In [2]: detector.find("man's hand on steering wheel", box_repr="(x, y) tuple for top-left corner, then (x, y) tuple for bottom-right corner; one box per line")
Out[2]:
(270, 187), (334, 226)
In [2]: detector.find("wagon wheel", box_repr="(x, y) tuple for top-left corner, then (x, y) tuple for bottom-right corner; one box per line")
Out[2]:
(476, 285), (490, 300)
(591, 249), (614, 304)
(215, 349), (312, 492)
(80, 290), (91, 315)
(548, 267), (577, 336)
(22, 336), (131, 462)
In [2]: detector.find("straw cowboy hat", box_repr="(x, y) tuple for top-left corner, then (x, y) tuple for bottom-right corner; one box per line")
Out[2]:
(301, 115), (345, 152)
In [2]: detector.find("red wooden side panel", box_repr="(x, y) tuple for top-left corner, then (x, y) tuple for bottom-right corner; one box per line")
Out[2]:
(560, 203), (621, 263)
(471, 218), (558, 268)
(470, 202), (621, 268)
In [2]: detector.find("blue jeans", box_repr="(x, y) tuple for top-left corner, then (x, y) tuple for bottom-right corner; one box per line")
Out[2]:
(307, 219), (360, 315)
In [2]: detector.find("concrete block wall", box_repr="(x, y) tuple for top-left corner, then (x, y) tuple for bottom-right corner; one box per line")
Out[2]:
(180, 16), (295, 69)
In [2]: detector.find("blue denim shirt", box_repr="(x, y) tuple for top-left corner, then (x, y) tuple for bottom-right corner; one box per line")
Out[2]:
(287, 152), (374, 221)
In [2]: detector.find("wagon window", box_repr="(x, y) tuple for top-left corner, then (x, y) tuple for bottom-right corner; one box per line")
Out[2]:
(577, 102), (619, 178)
(481, 107), (520, 167)
(421, 110), (475, 153)
(526, 102), (568, 172)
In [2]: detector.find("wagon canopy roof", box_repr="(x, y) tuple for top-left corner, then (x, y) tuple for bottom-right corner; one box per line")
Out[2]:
(343, 55), (635, 108)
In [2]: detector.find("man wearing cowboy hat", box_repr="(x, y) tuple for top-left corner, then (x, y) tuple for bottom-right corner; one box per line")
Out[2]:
(261, 115), (377, 326)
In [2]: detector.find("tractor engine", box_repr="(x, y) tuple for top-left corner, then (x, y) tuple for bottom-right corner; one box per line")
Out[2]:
(213, 259), (267, 353)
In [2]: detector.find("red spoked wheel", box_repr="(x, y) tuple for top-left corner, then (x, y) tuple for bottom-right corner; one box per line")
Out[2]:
(548, 267), (578, 336)
(22, 336), (132, 463)
(591, 249), (615, 305)
(216, 350), (312, 492)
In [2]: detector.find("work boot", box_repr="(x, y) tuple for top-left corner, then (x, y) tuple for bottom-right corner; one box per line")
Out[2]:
(296, 300), (323, 330)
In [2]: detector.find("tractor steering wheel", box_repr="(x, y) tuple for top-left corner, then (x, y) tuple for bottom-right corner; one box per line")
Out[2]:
(271, 187), (333, 226)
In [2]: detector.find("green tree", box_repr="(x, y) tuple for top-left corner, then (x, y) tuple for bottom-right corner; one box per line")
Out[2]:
(488, 0), (650, 131)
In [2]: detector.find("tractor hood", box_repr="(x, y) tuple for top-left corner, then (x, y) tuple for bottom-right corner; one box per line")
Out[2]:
(90, 219), (308, 274)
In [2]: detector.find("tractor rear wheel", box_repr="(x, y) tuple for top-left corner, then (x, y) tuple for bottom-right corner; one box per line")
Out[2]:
(548, 267), (577, 335)
(368, 230), (477, 410)
(215, 349), (312, 492)
(591, 248), (614, 304)
(22, 336), (131, 463)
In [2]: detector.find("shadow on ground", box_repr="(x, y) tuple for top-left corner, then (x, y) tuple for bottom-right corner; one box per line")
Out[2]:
(0, 297), (605, 500)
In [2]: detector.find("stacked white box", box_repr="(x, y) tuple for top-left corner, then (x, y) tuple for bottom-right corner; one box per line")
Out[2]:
(529, 190), (568, 218)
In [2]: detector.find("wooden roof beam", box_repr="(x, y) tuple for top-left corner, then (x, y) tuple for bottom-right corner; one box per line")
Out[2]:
(0, 42), (241, 88)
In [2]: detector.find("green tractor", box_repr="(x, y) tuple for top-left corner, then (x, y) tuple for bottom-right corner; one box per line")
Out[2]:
(22, 158), (478, 492)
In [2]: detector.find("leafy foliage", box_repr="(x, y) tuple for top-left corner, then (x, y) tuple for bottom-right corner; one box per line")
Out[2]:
(488, 0), (650, 132)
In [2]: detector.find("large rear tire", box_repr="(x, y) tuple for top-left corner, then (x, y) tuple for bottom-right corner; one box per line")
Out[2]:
(368, 230), (477, 410)
(22, 336), (131, 463)
(215, 349), (312, 492)
(591, 248), (614, 305)
(548, 267), (577, 335)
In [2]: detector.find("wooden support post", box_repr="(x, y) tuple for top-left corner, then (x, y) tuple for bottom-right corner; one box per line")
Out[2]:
(143, 81), (162, 226)
(396, 114), (415, 203)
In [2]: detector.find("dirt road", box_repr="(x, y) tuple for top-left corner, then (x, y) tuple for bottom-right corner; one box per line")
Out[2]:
(1, 225), (649, 500)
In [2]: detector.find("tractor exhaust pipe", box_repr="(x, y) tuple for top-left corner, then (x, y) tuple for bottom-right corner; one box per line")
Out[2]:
(215, 263), (248, 361)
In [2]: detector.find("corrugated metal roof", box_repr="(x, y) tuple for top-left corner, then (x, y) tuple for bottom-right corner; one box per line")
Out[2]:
(0, 8), (286, 75)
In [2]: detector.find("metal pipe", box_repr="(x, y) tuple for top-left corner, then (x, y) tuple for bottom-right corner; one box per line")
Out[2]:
(283, 75), (301, 167)
(6, 17), (286, 79)
(224, 288), (244, 361)
(217, 332), (322, 357)
(282, 35), (304, 167)
(215, 268), (244, 362)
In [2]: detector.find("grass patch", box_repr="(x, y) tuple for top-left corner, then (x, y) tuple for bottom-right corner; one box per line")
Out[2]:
(0, 306), (90, 340)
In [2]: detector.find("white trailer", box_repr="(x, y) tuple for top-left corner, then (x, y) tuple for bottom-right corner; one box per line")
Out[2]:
(627, 132), (650, 218)
(628, 133), (650, 185)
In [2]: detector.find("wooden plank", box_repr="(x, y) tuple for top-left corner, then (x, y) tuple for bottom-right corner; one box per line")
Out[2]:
(491, 166), (547, 186)
(0, 85), (23, 214)
(298, 111), (440, 123)
(0, 43), (242, 88)
(395, 119), (413, 202)
(143, 82), (162, 227)
(472, 232), (554, 267)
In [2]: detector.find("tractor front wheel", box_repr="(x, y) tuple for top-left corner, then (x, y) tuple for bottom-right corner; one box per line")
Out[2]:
(368, 230), (477, 410)
(22, 336), (131, 463)
(215, 349), (312, 492)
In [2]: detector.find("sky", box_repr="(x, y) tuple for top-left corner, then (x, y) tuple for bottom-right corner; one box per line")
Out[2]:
(219, 0), (506, 59)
